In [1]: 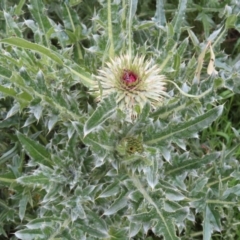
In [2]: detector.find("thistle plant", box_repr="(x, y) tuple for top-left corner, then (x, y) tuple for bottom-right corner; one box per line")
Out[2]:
(0, 0), (240, 240)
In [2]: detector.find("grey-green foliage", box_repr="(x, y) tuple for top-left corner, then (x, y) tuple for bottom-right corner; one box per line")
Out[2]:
(0, 0), (240, 239)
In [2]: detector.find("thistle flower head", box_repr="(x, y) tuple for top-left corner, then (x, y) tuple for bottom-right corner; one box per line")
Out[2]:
(94, 54), (168, 120)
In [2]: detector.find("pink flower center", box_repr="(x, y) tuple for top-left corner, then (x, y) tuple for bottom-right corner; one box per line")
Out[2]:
(122, 70), (138, 85)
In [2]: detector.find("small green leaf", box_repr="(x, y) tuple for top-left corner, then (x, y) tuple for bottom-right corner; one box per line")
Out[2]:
(153, 0), (166, 26)
(80, 225), (109, 238)
(83, 128), (115, 158)
(129, 222), (141, 238)
(19, 195), (28, 221)
(17, 132), (52, 168)
(4, 12), (22, 37)
(203, 205), (213, 240)
(17, 173), (49, 186)
(0, 85), (16, 97)
(108, 227), (127, 240)
(15, 229), (44, 240)
(187, 28), (200, 47)
(225, 14), (237, 29)
(84, 93), (116, 136)
(98, 181), (120, 198)
(104, 191), (128, 215)
(26, 217), (61, 229)
(172, 0), (187, 40)
(75, 201), (86, 219)
(153, 213), (180, 239)
(0, 65), (12, 78)
(86, 208), (108, 234)
(146, 158), (159, 189)
(0, 144), (18, 165)
(14, 0), (26, 15)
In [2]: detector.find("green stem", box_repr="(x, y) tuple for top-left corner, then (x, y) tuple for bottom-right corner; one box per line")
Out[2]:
(107, 0), (115, 58)
(165, 79), (212, 99)
(0, 177), (15, 183)
(128, 0), (133, 58)
(121, 0), (127, 52)
(207, 176), (232, 187)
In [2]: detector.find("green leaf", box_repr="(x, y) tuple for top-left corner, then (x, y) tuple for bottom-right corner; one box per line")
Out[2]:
(172, 0), (187, 40)
(17, 173), (49, 186)
(177, 37), (189, 56)
(203, 205), (212, 240)
(0, 144), (18, 165)
(98, 181), (120, 198)
(84, 93), (116, 136)
(104, 190), (128, 215)
(129, 222), (141, 238)
(153, 0), (166, 26)
(86, 208), (108, 234)
(130, 175), (180, 240)
(26, 217), (61, 229)
(75, 201), (86, 219)
(17, 132), (52, 168)
(0, 83), (32, 107)
(80, 225), (109, 238)
(146, 158), (159, 189)
(126, 101), (151, 136)
(166, 153), (219, 175)
(0, 85), (17, 97)
(225, 14), (237, 29)
(129, 209), (179, 240)
(187, 28), (200, 47)
(0, 65), (12, 78)
(0, 37), (63, 64)
(14, 0), (26, 15)
(0, 37), (95, 87)
(128, 0), (138, 54)
(83, 128), (115, 159)
(19, 195), (28, 221)
(4, 12), (22, 37)
(28, 0), (52, 45)
(15, 229), (44, 240)
(153, 213), (180, 239)
(145, 106), (223, 145)
(108, 227), (127, 240)
(150, 100), (187, 118)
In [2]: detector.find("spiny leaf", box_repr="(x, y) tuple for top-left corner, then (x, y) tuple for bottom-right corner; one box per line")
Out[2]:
(26, 217), (62, 229)
(0, 65), (12, 78)
(104, 191), (128, 215)
(17, 132), (52, 168)
(130, 175), (180, 240)
(145, 105), (223, 145)
(15, 229), (44, 240)
(84, 93), (116, 136)
(153, 0), (166, 26)
(172, 0), (187, 40)
(166, 152), (220, 175)
(17, 173), (49, 186)
(1, 37), (63, 64)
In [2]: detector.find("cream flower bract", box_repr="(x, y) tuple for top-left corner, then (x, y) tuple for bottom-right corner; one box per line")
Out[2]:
(94, 54), (168, 120)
